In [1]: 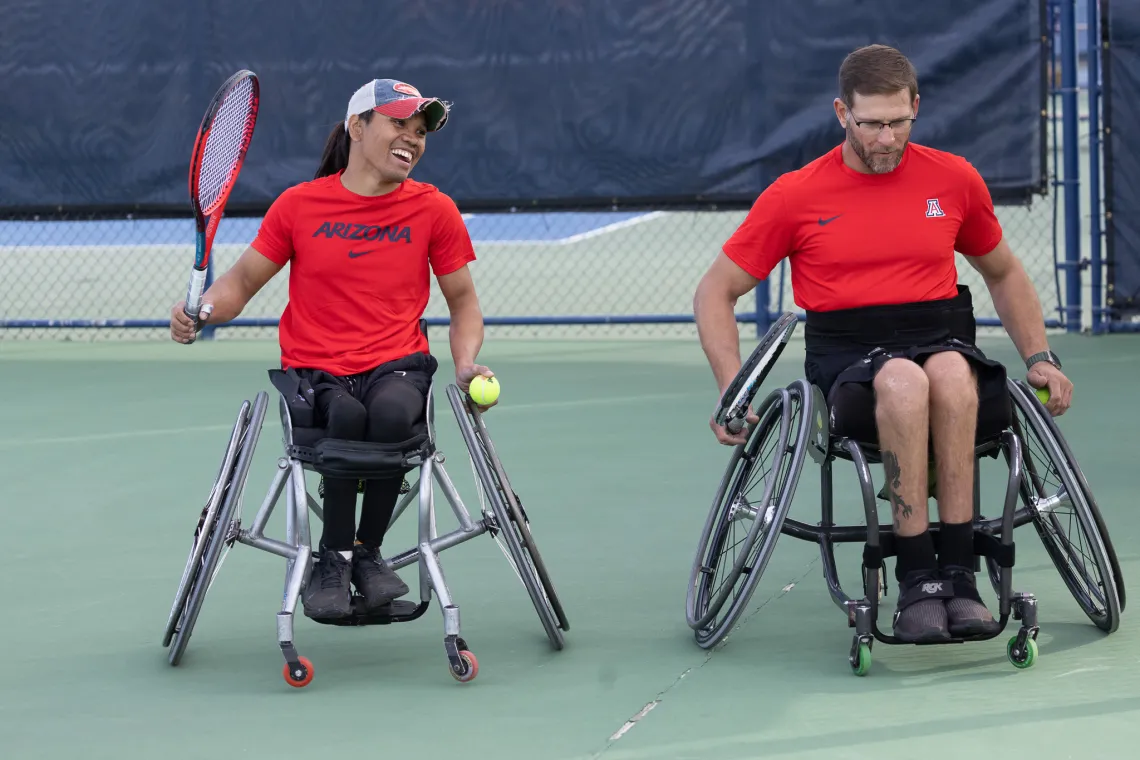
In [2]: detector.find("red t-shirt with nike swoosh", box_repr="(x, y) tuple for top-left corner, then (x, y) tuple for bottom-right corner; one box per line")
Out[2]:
(251, 173), (476, 375)
(722, 142), (1005, 312)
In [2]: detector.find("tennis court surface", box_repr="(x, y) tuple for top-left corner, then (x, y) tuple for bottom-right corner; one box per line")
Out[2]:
(3, 330), (1139, 759)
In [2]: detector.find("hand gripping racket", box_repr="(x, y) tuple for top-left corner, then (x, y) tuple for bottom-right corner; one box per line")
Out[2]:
(183, 69), (260, 339)
(714, 311), (799, 435)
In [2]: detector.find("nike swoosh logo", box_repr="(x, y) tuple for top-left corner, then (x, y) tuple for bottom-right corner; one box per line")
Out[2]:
(818, 215), (841, 226)
(347, 249), (376, 258)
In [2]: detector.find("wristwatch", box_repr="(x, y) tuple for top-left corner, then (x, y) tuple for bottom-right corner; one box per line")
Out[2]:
(1025, 350), (1062, 370)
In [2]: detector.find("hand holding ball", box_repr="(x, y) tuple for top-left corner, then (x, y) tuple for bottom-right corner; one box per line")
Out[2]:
(1035, 386), (1051, 404)
(469, 375), (500, 406)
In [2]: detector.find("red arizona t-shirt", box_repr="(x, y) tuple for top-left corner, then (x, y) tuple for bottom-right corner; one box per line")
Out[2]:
(252, 174), (476, 375)
(722, 142), (1005, 312)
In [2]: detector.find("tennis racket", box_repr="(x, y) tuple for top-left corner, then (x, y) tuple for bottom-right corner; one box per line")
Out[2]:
(714, 311), (799, 434)
(183, 69), (260, 338)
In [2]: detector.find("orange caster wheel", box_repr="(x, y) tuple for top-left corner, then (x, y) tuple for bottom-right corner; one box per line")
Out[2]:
(450, 650), (478, 683)
(283, 656), (314, 688)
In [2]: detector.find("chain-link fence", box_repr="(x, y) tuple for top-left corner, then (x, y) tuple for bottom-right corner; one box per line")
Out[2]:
(0, 189), (1067, 346)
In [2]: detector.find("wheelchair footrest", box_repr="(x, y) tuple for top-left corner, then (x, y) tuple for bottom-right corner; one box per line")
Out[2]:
(309, 598), (427, 627)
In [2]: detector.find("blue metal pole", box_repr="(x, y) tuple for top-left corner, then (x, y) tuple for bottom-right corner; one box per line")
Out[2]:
(1060, 0), (1083, 333)
(1087, 0), (1104, 333)
(755, 281), (770, 338)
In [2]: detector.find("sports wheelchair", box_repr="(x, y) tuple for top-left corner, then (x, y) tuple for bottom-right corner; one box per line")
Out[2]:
(685, 312), (1125, 676)
(161, 361), (569, 688)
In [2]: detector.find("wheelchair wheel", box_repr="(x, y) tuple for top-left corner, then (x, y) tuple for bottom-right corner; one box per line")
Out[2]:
(686, 379), (813, 649)
(1009, 380), (1122, 633)
(447, 385), (569, 650)
(164, 391), (268, 665)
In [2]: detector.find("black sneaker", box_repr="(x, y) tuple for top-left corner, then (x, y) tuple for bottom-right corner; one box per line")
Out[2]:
(892, 569), (953, 644)
(942, 565), (1002, 637)
(352, 543), (409, 610)
(302, 548), (353, 620)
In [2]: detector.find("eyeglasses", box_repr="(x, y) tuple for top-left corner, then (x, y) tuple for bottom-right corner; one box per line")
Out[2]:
(846, 109), (916, 134)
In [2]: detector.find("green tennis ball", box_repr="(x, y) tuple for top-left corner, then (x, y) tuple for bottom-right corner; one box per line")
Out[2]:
(1034, 387), (1050, 404)
(469, 375), (500, 405)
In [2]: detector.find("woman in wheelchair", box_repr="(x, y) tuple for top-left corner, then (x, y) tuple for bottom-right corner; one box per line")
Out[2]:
(693, 45), (1075, 645)
(168, 77), (497, 621)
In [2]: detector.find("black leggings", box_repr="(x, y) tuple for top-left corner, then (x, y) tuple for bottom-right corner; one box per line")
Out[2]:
(309, 369), (430, 552)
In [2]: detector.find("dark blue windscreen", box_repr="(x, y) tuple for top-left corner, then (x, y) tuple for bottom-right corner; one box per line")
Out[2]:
(1105, 0), (1140, 317)
(0, 0), (1045, 212)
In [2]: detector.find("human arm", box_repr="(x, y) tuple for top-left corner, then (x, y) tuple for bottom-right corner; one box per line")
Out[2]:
(170, 246), (284, 343)
(428, 195), (491, 404)
(171, 189), (294, 343)
(437, 264), (494, 403)
(695, 183), (792, 444)
(955, 162), (1071, 416)
(965, 240), (1072, 415)
(694, 255), (766, 445)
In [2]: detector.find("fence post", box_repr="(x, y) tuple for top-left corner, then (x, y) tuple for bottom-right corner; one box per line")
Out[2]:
(1087, 0), (1104, 333)
(1060, 0), (1083, 333)
(754, 280), (771, 338)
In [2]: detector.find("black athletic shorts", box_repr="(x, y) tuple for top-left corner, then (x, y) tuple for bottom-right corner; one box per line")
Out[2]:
(803, 285), (1012, 446)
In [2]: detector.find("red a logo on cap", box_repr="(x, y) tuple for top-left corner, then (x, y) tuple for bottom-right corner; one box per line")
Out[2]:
(393, 82), (421, 97)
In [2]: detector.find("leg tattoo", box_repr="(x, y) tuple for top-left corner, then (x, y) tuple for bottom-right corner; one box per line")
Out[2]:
(881, 450), (915, 529)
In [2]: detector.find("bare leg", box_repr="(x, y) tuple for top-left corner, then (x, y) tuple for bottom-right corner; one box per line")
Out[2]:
(923, 351), (997, 635)
(873, 358), (950, 642)
(924, 351), (977, 527)
(873, 359), (930, 536)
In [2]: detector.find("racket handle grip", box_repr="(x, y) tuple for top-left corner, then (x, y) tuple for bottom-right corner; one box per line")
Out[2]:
(726, 419), (744, 435)
(185, 268), (208, 321)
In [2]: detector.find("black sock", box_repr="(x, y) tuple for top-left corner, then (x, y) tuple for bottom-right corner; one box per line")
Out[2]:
(938, 520), (975, 571)
(320, 477), (358, 552)
(894, 530), (937, 583)
(356, 477), (404, 548)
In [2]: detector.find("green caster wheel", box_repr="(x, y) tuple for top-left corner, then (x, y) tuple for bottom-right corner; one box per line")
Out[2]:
(1007, 635), (1038, 669)
(850, 642), (872, 676)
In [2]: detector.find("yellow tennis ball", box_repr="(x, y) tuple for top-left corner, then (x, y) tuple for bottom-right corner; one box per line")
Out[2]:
(1035, 387), (1050, 404)
(469, 375), (500, 405)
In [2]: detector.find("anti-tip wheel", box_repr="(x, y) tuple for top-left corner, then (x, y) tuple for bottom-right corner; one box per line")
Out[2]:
(283, 656), (315, 688)
(450, 650), (479, 683)
(1007, 636), (1038, 670)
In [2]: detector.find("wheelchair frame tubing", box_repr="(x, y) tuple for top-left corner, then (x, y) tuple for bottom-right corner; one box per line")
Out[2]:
(779, 430), (1026, 645)
(233, 432), (495, 667)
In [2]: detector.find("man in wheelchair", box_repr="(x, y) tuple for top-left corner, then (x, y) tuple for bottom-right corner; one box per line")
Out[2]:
(693, 45), (1073, 644)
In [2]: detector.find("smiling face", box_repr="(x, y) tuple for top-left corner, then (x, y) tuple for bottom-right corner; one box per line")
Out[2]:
(346, 110), (428, 191)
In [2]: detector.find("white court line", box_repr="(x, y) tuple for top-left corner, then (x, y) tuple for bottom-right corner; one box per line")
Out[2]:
(556, 210), (667, 245)
(5, 391), (694, 448)
(473, 210), (667, 247)
(0, 423), (235, 449)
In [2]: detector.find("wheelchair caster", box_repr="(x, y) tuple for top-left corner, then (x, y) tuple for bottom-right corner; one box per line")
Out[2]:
(446, 635), (478, 683)
(449, 650), (479, 683)
(849, 636), (873, 677)
(1007, 635), (1038, 669)
(283, 656), (315, 688)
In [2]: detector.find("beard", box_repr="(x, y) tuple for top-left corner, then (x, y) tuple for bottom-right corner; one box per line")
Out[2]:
(847, 129), (906, 174)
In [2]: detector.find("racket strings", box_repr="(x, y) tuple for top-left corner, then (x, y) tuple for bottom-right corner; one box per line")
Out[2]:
(197, 78), (256, 214)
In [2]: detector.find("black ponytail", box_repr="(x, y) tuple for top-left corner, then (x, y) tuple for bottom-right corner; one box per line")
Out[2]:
(314, 110), (374, 179)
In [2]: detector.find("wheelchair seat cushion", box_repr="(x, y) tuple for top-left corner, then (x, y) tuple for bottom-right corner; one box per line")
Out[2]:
(826, 342), (1012, 449)
(290, 433), (432, 479)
